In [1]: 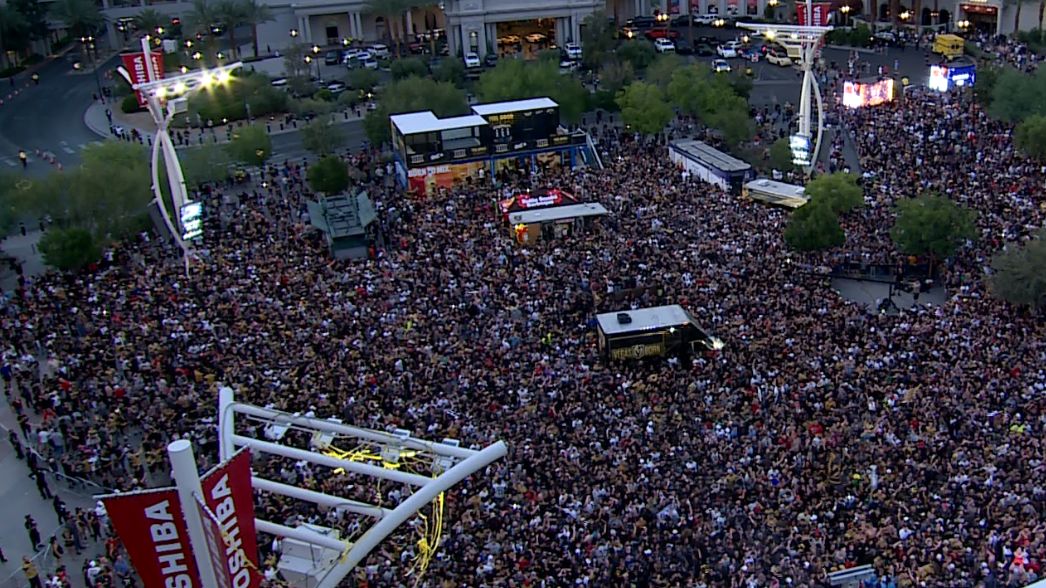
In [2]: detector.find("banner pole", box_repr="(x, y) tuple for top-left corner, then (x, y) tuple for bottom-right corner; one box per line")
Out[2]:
(168, 440), (221, 588)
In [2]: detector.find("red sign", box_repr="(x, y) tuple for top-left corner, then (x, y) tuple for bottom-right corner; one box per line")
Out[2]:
(796, 2), (833, 25)
(200, 450), (262, 588)
(121, 51), (165, 107)
(194, 497), (236, 588)
(101, 488), (201, 588)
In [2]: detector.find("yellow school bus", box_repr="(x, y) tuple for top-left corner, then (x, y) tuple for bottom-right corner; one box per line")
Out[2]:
(932, 34), (965, 60)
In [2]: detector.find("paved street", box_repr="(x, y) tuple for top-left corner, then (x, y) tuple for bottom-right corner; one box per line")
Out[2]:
(0, 54), (118, 177)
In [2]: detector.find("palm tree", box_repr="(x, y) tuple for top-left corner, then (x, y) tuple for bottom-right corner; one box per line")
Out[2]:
(0, 5), (29, 69)
(240, 0), (273, 57)
(49, 0), (104, 39)
(133, 8), (166, 34)
(364, 0), (419, 57)
(214, 0), (247, 57)
(184, 0), (216, 59)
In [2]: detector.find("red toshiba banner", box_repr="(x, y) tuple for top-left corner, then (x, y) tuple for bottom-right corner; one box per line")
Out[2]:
(194, 496), (236, 588)
(200, 449), (262, 588)
(121, 50), (165, 107)
(796, 2), (833, 25)
(100, 487), (201, 588)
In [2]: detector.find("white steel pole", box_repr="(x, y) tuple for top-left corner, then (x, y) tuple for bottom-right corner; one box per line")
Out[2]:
(218, 387), (236, 461)
(167, 439), (221, 588)
(314, 441), (508, 588)
(142, 35), (158, 83)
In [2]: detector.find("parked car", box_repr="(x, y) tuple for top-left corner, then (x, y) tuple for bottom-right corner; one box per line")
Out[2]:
(369, 44), (390, 58)
(326, 81), (347, 95)
(766, 45), (793, 66)
(498, 34), (521, 45)
(644, 28), (680, 40)
(408, 41), (425, 54)
(712, 58), (732, 72)
(674, 39), (693, 54)
(361, 56), (378, 70)
(694, 14), (718, 24)
(626, 15), (657, 29)
(694, 42), (716, 55)
(464, 52), (481, 68)
(324, 50), (340, 65)
(341, 49), (361, 64)
(717, 40), (743, 58)
(654, 38), (676, 53)
(270, 77), (288, 87)
(484, 52), (498, 67)
(559, 59), (579, 74)
(564, 42), (582, 60)
(671, 14), (700, 27)
(524, 32), (547, 44)
(873, 30), (897, 45)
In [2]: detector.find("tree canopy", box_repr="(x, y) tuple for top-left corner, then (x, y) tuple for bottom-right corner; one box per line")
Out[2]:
(363, 76), (468, 144)
(616, 81), (673, 136)
(667, 64), (753, 146)
(307, 156), (351, 194)
(301, 118), (346, 156)
(476, 60), (588, 123)
(580, 10), (616, 69)
(645, 53), (683, 92)
(1014, 114), (1046, 161)
(891, 193), (977, 260)
(226, 124), (272, 166)
(988, 228), (1046, 310)
(783, 200), (845, 251)
(616, 39), (656, 71)
(38, 227), (101, 271)
(804, 172), (864, 215)
(988, 68), (1046, 123)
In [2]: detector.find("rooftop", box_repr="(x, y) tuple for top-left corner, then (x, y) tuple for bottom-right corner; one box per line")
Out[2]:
(390, 111), (489, 135)
(508, 202), (609, 225)
(470, 97), (559, 115)
(595, 305), (696, 336)
(670, 139), (752, 173)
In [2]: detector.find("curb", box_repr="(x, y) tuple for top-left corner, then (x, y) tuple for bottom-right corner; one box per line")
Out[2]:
(825, 44), (879, 54)
(83, 103), (114, 139)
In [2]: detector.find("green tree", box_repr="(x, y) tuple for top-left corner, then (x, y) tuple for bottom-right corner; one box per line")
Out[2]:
(432, 58), (465, 86)
(133, 8), (166, 32)
(667, 64), (753, 146)
(805, 172), (864, 214)
(476, 59), (588, 123)
(581, 9), (616, 69)
(974, 64), (1000, 108)
(347, 68), (379, 90)
(179, 144), (232, 187)
(988, 68), (1046, 123)
(783, 202), (845, 251)
(38, 227), (101, 271)
(213, 0), (247, 58)
(645, 53), (682, 91)
(1014, 114), (1046, 160)
(616, 39), (656, 71)
(599, 58), (634, 93)
(617, 81), (672, 136)
(363, 0), (419, 57)
(988, 228), (1046, 310)
(8, 0), (49, 50)
(0, 5), (29, 69)
(769, 137), (795, 171)
(184, 0), (218, 59)
(307, 155), (351, 194)
(226, 124), (271, 165)
(241, 0), (273, 58)
(364, 76), (468, 144)
(891, 193), (977, 263)
(390, 56), (429, 80)
(48, 0), (103, 38)
(0, 171), (27, 234)
(301, 118), (346, 156)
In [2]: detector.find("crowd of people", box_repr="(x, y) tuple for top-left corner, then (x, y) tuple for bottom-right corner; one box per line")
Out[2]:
(3, 69), (1045, 588)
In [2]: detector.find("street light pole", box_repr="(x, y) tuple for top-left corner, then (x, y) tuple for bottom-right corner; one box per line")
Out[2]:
(117, 34), (242, 275)
(80, 36), (105, 104)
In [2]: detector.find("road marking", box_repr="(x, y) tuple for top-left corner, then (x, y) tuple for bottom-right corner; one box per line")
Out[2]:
(60, 140), (68, 146)
(91, 141), (103, 146)
(78, 143), (87, 150)
(2, 158), (16, 167)
(62, 147), (76, 154)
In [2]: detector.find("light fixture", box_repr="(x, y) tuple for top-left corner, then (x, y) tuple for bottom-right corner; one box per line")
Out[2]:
(180, 65), (189, 73)
(290, 28), (299, 37)
(174, 81), (187, 93)
(185, 39), (193, 48)
(216, 51), (225, 60)
(155, 86), (167, 99)
(304, 55), (312, 63)
(341, 38), (350, 46)
(156, 26), (164, 35)
(217, 70), (231, 83)
(192, 51), (203, 60)
(311, 45), (320, 54)
(765, 29), (777, 40)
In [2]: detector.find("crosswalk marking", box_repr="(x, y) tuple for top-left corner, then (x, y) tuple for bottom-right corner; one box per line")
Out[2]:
(78, 143), (87, 150)
(91, 141), (103, 147)
(2, 158), (16, 167)
(62, 146), (76, 154)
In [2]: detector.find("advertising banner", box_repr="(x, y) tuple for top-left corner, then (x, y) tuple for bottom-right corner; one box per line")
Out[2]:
(407, 161), (486, 195)
(100, 488), (201, 588)
(121, 50), (165, 107)
(200, 450), (262, 588)
(796, 2), (832, 25)
(194, 497), (236, 588)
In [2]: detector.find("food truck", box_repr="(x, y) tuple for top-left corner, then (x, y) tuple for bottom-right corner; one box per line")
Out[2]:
(932, 34), (965, 60)
(595, 305), (723, 360)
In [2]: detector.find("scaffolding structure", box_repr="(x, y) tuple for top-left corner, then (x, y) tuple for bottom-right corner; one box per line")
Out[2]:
(216, 388), (507, 587)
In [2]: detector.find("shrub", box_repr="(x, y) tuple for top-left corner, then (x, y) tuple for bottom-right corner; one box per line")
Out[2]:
(121, 94), (141, 113)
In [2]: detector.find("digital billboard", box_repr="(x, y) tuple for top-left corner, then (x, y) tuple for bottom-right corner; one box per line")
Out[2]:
(842, 79), (895, 108)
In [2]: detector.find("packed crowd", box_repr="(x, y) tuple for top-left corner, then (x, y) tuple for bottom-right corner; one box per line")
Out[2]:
(3, 80), (1045, 588)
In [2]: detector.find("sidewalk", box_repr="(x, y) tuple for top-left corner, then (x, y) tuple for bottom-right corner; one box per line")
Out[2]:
(83, 101), (368, 145)
(0, 229), (46, 294)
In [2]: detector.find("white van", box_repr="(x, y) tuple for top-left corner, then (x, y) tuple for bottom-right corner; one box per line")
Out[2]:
(743, 179), (808, 208)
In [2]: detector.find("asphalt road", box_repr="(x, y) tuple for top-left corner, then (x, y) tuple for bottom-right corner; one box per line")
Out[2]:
(0, 54), (116, 177)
